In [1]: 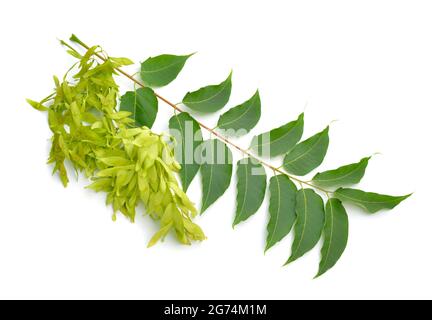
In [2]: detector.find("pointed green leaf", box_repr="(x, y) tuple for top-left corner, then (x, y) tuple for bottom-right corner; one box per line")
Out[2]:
(266, 175), (297, 252)
(182, 72), (232, 113)
(169, 112), (203, 191)
(200, 139), (233, 214)
(316, 198), (349, 278)
(140, 54), (193, 87)
(233, 158), (267, 227)
(283, 127), (330, 176)
(250, 113), (304, 157)
(120, 87), (158, 128)
(286, 189), (325, 264)
(217, 90), (261, 135)
(312, 157), (371, 187)
(334, 188), (411, 213)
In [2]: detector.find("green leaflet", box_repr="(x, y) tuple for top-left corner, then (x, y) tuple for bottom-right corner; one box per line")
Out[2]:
(169, 112), (203, 191)
(312, 157), (371, 187)
(217, 90), (261, 135)
(334, 188), (411, 213)
(182, 72), (232, 113)
(233, 158), (267, 227)
(140, 53), (193, 88)
(316, 198), (349, 278)
(266, 175), (297, 252)
(286, 189), (325, 264)
(200, 139), (233, 214)
(250, 113), (304, 157)
(120, 87), (158, 128)
(283, 126), (330, 176)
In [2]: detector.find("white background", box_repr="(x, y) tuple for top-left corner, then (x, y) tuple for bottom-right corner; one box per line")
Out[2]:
(0, 0), (430, 300)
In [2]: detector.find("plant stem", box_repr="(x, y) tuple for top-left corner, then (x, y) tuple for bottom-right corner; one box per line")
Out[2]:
(67, 35), (332, 195)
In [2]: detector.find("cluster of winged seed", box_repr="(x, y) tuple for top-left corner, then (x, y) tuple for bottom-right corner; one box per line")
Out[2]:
(27, 46), (205, 246)
(90, 128), (205, 246)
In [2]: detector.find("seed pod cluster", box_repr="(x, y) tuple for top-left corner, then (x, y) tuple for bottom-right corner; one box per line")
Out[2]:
(28, 46), (205, 246)
(91, 127), (205, 246)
